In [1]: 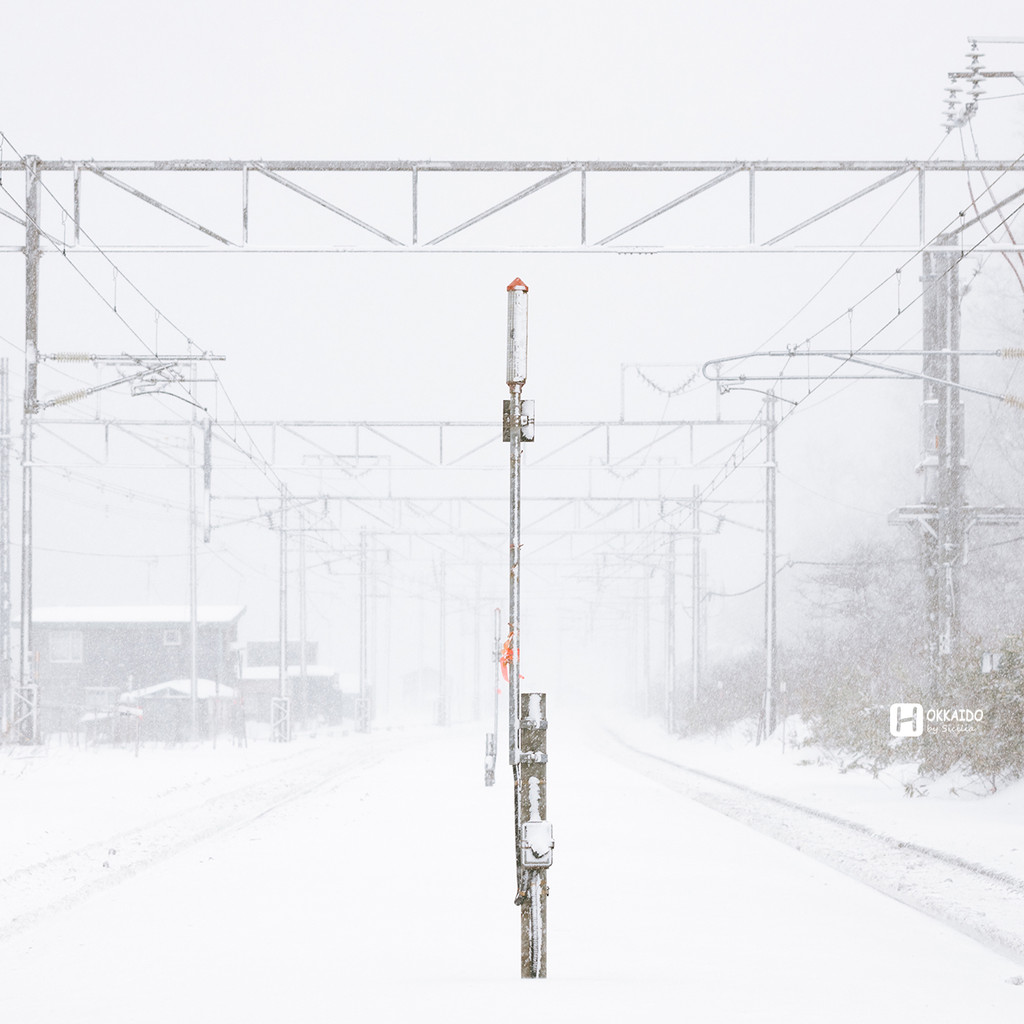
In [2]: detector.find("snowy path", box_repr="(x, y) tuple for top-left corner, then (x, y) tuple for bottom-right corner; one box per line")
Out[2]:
(2, 721), (1023, 1023)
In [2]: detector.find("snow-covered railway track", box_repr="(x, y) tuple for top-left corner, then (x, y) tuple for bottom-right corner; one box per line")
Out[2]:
(0, 740), (394, 941)
(602, 728), (1024, 966)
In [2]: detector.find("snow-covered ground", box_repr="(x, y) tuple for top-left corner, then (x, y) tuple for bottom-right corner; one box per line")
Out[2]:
(610, 712), (1024, 882)
(2, 712), (1023, 1023)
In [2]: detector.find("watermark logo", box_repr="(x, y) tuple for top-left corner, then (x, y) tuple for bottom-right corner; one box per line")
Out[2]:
(889, 703), (984, 737)
(889, 703), (924, 737)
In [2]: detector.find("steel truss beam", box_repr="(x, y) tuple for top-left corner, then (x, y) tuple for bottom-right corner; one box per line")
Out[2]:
(27, 417), (767, 561)
(36, 417), (765, 476)
(3, 159), (1024, 254)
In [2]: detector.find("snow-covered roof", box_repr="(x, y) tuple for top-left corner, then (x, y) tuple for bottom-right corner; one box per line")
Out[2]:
(29, 606), (246, 626)
(121, 679), (236, 701)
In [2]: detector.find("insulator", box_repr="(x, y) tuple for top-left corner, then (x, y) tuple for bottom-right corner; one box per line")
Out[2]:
(998, 347), (1024, 359)
(48, 352), (92, 361)
(49, 389), (89, 406)
(1002, 393), (1024, 410)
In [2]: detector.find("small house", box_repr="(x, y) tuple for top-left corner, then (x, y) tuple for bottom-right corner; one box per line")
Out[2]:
(26, 605), (245, 737)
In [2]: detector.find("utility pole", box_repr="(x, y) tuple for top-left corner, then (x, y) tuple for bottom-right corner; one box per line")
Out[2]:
(203, 418), (213, 543)
(643, 570), (651, 716)
(299, 516), (308, 730)
(665, 533), (676, 733)
(921, 238), (964, 686)
(473, 566), (482, 722)
(189, 363), (199, 742)
(437, 551), (448, 726)
(17, 155), (41, 744)
(358, 525), (370, 731)
(691, 484), (702, 704)
(1, 360), (10, 732)
(762, 391), (779, 739)
(504, 278), (552, 979)
(884, 235), (1024, 681)
(272, 487), (290, 741)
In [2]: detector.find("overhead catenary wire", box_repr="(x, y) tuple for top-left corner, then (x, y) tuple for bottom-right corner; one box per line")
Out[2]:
(0, 131), (287, 502)
(698, 153), (1024, 511)
(571, 142), (1024, 595)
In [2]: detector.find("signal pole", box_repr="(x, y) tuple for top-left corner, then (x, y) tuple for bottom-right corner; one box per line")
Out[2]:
(504, 278), (552, 978)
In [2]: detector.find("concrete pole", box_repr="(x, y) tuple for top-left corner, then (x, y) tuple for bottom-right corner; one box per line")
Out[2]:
(189, 365), (199, 741)
(691, 485), (701, 703)
(473, 564), (482, 721)
(518, 692), (550, 978)
(1, 360), (10, 728)
(940, 241), (963, 683)
(643, 570), (651, 716)
(919, 239), (965, 690)
(665, 534), (676, 733)
(764, 391), (778, 736)
(437, 551), (447, 726)
(299, 519), (308, 728)
(19, 155), (41, 744)
(276, 487), (289, 740)
(359, 525), (369, 731)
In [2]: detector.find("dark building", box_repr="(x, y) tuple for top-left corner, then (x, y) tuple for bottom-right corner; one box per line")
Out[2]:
(236, 640), (345, 725)
(246, 640), (318, 668)
(27, 606), (245, 735)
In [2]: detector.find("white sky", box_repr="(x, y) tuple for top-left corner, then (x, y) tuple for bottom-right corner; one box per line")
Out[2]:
(0, 0), (1020, 159)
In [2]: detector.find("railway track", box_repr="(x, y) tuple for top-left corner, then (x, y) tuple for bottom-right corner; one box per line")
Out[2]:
(602, 727), (1024, 969)
(0, 734), (413, 942)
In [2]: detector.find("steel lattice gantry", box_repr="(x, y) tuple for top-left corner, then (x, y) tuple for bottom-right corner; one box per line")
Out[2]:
(2, 159), (1024, 253)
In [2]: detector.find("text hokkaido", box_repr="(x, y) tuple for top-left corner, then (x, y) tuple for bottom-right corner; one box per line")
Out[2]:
(926, 708), (984, 723)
